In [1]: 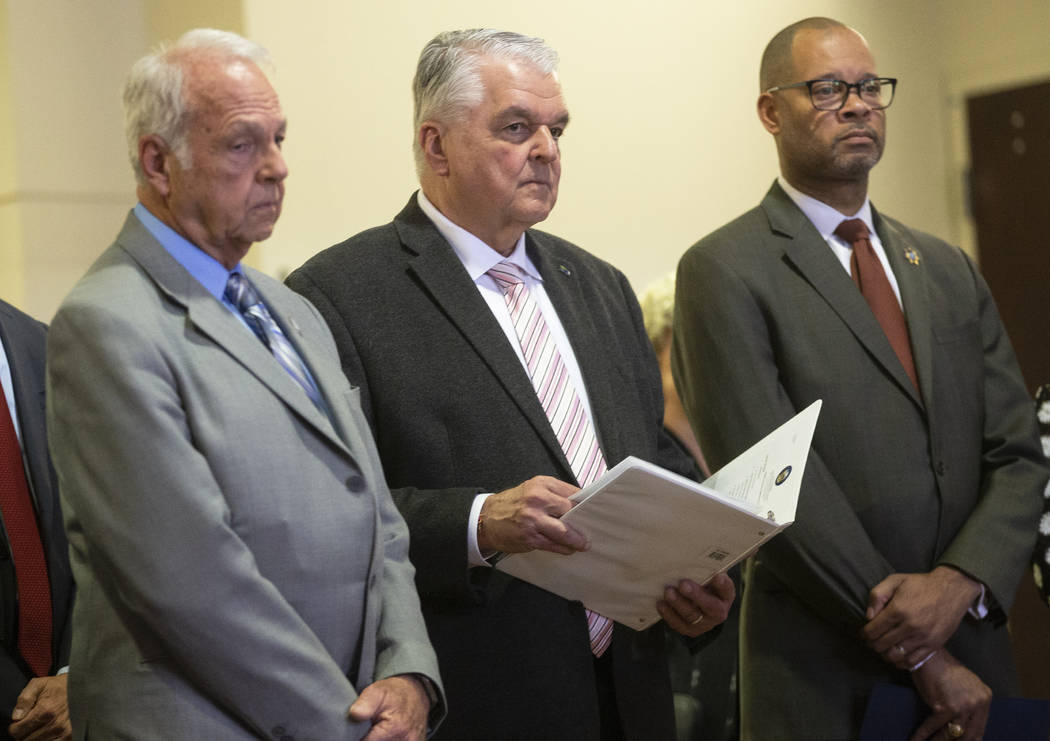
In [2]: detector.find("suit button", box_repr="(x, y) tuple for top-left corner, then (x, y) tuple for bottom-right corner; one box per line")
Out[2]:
(346, 473), (366, 492)
(935, 461), (946, 476)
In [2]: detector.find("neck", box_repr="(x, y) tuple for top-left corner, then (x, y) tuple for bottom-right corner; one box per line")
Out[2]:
(137, 187), (249, 270)
(420, 183), (523, 257)
(782, 174), (869, 216)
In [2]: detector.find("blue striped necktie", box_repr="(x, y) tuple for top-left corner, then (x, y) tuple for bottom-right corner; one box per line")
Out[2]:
(224, 272), (327, 414)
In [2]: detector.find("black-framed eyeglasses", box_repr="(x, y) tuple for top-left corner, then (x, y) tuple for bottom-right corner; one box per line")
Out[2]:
(765, 77), (897, 111)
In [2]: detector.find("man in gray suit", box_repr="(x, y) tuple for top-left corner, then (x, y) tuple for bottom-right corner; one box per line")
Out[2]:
(288, 29), (734, 741)
(46, 29), (442, 740)
(672, 17), (1049, 741)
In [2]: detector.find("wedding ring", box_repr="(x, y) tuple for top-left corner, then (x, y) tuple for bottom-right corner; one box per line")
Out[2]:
(947, 722), (964, 738)
(689, 613), (704, 625)
(894, 644), (906, 655)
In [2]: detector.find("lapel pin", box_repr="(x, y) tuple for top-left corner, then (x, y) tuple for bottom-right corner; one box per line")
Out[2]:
(558, 264), (572, 277)
(904, 248), (920, 266)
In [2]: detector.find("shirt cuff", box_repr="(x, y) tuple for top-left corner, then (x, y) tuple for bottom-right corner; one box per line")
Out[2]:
(968, 582), (989, 620)
(467, 493), (494, 567)
(57, 666), (69, 675)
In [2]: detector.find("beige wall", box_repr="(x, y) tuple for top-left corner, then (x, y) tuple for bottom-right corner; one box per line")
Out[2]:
(1, 0), (1048, 319)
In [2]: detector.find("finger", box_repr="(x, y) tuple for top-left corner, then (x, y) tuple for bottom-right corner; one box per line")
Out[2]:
(704, 572), (736, 601)
(528, 476), (580, 500)
(909, 712), (949, 741)
(347, 692), (378, 722)
(533, 518), (589, 553)
(880, 642), (913, 668)
(675, 580), (731, 622)
(656, 598), (704, 636)
(22, 719), (70, 741)
(11, 679), (43, 722)
(867, 620), (912, 653)
(662, 584), (717, 629)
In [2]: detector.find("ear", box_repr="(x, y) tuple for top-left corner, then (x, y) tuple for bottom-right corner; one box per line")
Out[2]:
(757, 92), (781, 135)
(419, 122), (450, 176)
(139, 135), (174, 197)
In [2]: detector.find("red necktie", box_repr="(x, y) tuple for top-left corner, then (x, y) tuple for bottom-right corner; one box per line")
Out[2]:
(0, 385), (53, 676)
(834, 219), (919, 391)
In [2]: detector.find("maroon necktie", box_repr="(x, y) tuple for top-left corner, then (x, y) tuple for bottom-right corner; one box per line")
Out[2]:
(0, 386), (52, 676)
(834, 219), (919, 391)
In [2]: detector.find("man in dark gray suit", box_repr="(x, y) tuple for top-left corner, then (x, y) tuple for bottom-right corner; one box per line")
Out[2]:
(672, 17), (1049, 741)
(288, 29), (734, 741)
(0, 300), (73, 741)
(46, 29), (442, 740)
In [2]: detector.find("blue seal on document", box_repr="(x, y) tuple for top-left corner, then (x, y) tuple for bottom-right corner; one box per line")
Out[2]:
(775, 466), (792, 486)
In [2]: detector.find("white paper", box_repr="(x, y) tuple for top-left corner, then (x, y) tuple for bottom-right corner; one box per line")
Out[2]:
(495, 400), (821, 630)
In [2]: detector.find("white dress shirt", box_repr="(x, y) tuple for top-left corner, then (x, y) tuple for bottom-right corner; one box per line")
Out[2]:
(778, 176), (903, 308)
(0, 335), (22, 445)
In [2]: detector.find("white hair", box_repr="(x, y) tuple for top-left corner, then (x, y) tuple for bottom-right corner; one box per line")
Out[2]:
(411, 29), (559, 176)
(123, 28), (272, 185)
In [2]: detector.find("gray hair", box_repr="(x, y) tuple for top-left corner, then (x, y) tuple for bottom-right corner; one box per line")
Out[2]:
(124, 28), (272, 185)
(411, 29), (558, 175)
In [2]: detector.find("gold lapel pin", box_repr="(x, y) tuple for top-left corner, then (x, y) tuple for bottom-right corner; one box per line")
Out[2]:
(904, 248), (920, 266)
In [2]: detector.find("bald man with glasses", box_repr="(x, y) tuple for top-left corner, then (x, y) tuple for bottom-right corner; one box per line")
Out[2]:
(672, 17), (1048, 741)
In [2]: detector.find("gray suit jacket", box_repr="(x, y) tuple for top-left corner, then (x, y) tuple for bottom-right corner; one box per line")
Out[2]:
(672, 182), (1048, 740)
(0, 301), (73, 736)
(287, 195), (701, 741)
(46, 211), (442, 740)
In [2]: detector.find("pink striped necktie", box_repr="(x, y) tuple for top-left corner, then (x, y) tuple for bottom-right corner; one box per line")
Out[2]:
(488, 261), (614, 656)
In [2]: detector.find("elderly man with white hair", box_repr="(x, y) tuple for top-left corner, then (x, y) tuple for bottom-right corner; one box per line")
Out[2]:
(47, 28), (443, 740)
(288, 28), (734, 741)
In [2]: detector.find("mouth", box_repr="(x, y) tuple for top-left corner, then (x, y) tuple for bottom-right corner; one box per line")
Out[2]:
(838, 128), (877, 145)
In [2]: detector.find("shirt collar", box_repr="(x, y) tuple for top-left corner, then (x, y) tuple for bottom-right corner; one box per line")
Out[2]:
(777, 176), (875, 241)
(133, 203), (241, 302)
(416, 191), (540, 283)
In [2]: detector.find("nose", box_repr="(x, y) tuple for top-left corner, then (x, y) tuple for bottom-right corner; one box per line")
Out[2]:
(531, 126), (559, 163)
(839, 86), (872, 117)
(261, 140), (289, 182)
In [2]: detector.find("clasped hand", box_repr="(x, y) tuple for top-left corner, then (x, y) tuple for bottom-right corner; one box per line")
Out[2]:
(348, 675), (431, 741)
(862, 566), (981, 670)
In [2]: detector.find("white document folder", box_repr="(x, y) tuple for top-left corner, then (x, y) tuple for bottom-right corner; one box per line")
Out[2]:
(495, 400), (822, 629)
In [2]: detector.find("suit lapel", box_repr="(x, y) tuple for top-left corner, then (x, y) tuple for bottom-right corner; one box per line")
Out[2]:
(527, 238), (621, 464)
(116, 214), (348, 454)
(393, 199), (574, 478)
(766, 184), (923, 408)
(876, 211), (934, 409)
(248, 273), (355, 456)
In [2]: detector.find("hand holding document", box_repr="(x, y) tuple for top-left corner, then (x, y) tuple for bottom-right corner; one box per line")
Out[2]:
(496, 400), (822, 629)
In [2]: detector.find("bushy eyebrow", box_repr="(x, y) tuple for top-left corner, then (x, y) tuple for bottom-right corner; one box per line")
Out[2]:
(224, 117), (287, 139)
(495, 105), (570, 128)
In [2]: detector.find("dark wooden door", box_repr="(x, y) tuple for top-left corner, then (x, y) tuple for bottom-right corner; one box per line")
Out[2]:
(967, 78), (1050, 701)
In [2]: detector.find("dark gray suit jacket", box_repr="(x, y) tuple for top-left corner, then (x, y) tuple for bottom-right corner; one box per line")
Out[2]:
(47, 211), (442, 740)
(287, 195), (699, 741)
(0, 301), (73, 737)
(672, 182), (1048, 740)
